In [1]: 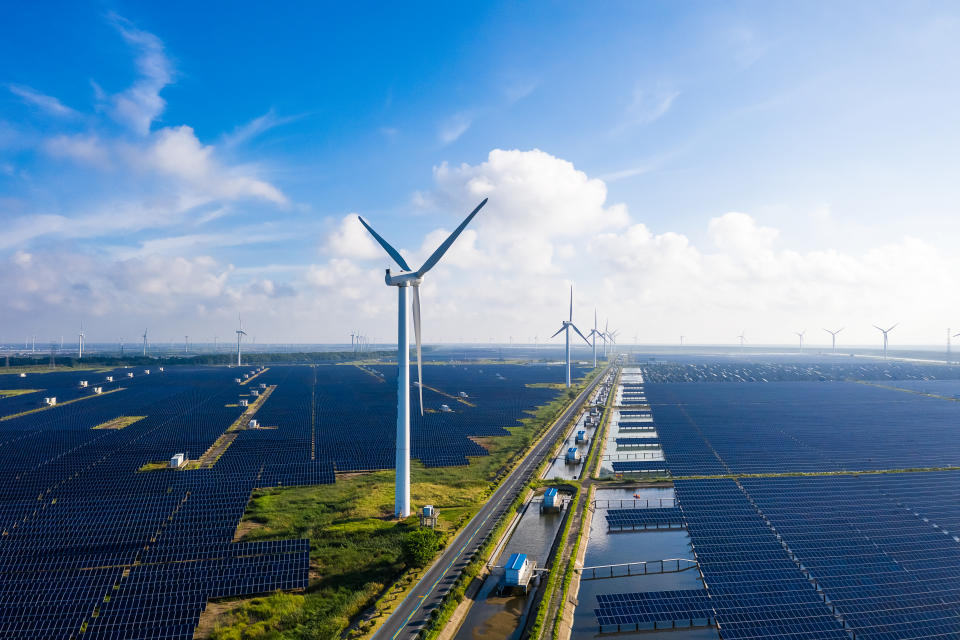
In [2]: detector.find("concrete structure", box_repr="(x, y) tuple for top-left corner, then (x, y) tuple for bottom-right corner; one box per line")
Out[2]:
(170, 453), (187, 468)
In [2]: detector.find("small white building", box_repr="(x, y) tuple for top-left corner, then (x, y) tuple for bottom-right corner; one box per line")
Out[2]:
(158, 367), (164, 372)
(565, 447), (581, 463)
(93, 387), (103, 395)
(170, 453), (187, 468)
(143, 369), (150, 375)
(503, 553), (534, 593)
(251, 389), (259, 397)
(259, 383), (267, 389)
(439, 404), (452, 413)
(575, 430), (588, 444)
(127, 372), (134, 378)
(458, 391), (469, 398)
(79, 380), (88, 388)
(44, 397), (57, 406)
(235, 378), (242, 384)
(105, 376), (114, 382)
(19, 373), (26, 378)
(239, 399), (249, 407)
(248, 419), (258, 428)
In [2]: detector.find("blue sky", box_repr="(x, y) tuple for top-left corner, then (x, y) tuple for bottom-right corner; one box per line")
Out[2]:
(2, 2), (959, 346)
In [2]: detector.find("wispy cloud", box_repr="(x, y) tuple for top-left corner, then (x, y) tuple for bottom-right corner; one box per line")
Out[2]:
(598, 164), (654, 182)
(626, 87), (680, 126)
(438, 111), (473, 144)
(105, 12), (173, 134)
(8, 84), (78, 118)
(222, 109), (301, 148)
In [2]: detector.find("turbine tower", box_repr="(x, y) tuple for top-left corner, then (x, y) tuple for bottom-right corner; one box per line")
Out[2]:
(236, 317), (247, 366)
(142, 329), (148, 356)
(795, 329), (806, 352)
(948, 329), (960, 364)
(359, 198), (487, 518)
(873, 323), (898, 360)
(823, 327), (844, 353)
(549, 286), (591, 387)
(587, 309), (603, 368)
(737, 331), (746, 352)
(77, 322), (84, 359)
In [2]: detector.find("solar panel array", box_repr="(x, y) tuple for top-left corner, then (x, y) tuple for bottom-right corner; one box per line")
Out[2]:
(0, 362), (574, 638)
(605, 506), (684, 530)
(675, 479), (850, 639)
(595, 360), (960, 639)
(595, 589), (713, 627)
(646, 381), (960, 474)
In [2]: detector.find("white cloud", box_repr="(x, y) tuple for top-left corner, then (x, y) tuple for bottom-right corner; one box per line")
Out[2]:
(106, 13), (173, 134)
(44, 134), (110, 167)
(223, 109), (299, 148)
(323, 214), (384, 260)
(8, 84), (78, 118)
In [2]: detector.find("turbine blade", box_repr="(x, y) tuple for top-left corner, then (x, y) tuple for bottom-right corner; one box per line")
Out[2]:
(413, 284), (423, 417)
(416, 198), (488, 277)
(571, 324), (591, 346)
(887, 323), (899, 332)
(357, 216), (412, 271)
(550, 326), (566, 339)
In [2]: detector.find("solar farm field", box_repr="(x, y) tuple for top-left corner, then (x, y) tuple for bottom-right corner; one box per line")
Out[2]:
(593, 358), (960, 640)
(0, 362), (584, 639)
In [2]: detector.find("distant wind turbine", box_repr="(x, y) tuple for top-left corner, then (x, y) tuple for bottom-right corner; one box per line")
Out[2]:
(948, 328), (960, 364)
(587, 309), (603, 368)
(550, 286), (591, 387)
(873, 323), (898, 360)
(142, 329), (148, 356)
(737, 331), (746, 352)
(359, 198), (487, 518)
(795, 329), (806, 352)
(77, 322), (85, 359)
(236, 316), (247, 366)
(823, 327), (843, 353)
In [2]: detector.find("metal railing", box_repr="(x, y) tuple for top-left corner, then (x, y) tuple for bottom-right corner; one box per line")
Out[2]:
(593, 497), (676, 509)
(577, 558), (697, 580)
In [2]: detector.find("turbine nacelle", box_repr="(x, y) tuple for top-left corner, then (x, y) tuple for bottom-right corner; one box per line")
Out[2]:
(384, 270), (423, 288)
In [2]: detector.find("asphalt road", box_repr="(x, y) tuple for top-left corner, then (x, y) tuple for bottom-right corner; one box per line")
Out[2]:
(373, 363), (614, 640)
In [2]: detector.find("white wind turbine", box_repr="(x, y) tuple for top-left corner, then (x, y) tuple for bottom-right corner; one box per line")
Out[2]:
(587, 309), (603, 368)
(823, 327), (843, 353)
(77, 322), (85, 359)
(359, 198), (487, 518)
(873, 323), (898, 360)
(142, 329), (148, 356)
(737, 331), (746, 352)
(550, 286), (591, 388)
(236, 316), (247, 366)
(948, 328), (960, 364)
(795, 329), (806, 352)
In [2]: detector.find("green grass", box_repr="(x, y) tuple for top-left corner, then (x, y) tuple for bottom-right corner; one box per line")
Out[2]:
(210, 592), (306, 640)
(0, 389), (41, 397)
(204, 369), (601, 640)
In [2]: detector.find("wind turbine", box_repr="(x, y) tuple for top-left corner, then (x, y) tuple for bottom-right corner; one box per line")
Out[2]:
(873, 323), (898, 360)
(77, 322), (85, 359)
(680, 335), (685, 346)
(236, 316), (247, 366)
(795, 329), (806, 352)
(359, 198), (488, 518)
(587, 309), (603, 368)
(549, 286), (591, 387)
(948, 328), (960, 364)
(142, 329), (148, 356)
(737, 331), (746, 352)
(823, 327), (843, 353)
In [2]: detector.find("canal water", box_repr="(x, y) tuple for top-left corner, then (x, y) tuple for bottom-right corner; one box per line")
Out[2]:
(453, 497), (566, 640)
(544, 410), (598, 481)
(596, 409), (664, 478)
(570, 487), (718, 640)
